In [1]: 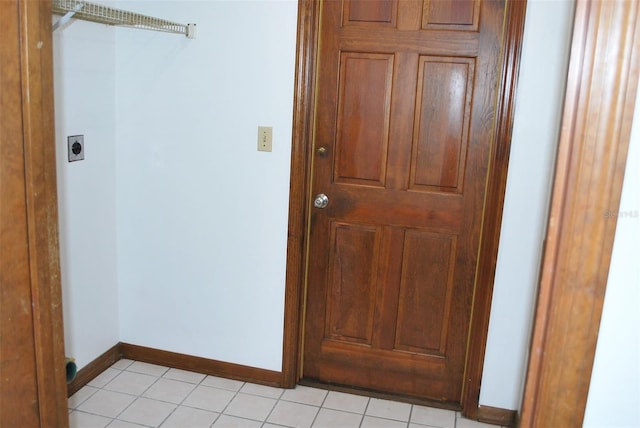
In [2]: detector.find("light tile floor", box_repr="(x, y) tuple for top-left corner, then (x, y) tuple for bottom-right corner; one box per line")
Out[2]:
(68, 360), (505, 428)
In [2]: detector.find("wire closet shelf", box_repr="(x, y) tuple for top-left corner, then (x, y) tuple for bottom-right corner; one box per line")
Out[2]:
(52, 0), (196, 38)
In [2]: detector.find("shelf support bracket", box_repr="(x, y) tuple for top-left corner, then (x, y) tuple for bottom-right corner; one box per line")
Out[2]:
(52, 3), (84, 32)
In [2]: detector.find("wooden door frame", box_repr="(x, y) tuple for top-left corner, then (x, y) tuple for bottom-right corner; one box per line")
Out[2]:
(281, 0), (528, 418)
(520, 0), (640, 426)
(1, 0), (68, 425)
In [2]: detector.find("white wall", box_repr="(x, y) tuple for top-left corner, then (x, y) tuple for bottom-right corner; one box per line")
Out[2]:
(583, 84), (640, 428)
(479, 0), (575, 409)
(115, 1), (298, 371)
(53, 19), (119, 369)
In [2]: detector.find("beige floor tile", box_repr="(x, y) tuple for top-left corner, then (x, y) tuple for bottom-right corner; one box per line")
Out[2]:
(281, 385), (328, 406)
(69, 410), (112, 428)
(366, 398), (411, 422)
(223, 392), (277, 421)
(239, 383), (284, 399)
(322, 391), (369, 414)
(410, 405), (455, 428)
(125, 361), (169, 377)
(72, 361), (498, 428)
(160, 406), (219, 428)
(88, 368), (121, 388)
(143, 378), (196, 404)
(77, 389), (136, 418)
(107, 419), (147, 428)
(361, 415), (408, 428)
(162, 367), (206, 384)
(110, 359), (135, 370)
(267, 400), (319, 428)
(312, 408), (363, 428)
(182, 385), (236, 412)
(118, 397), (176, 427)
(201, 375), (245, 392)
(68, 385), (99, 409)
(104, 371), (158, 396)
(212, 414), (263, 427)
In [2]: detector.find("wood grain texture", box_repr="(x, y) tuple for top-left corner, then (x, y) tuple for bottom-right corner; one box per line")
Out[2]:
(0, 2), (40, 425)
(477, 405), (517, 427)
(0, 0), (68, 426)
(299, 377), (461, 411)
(303, 0), (511, 403)
(520, 1), (640, 426)
(424, 0), (479, 29)
(395, 231), (456, 355)
(345, 0), (396, 25)
(326, 223), (380, 344)
(411, 57), (474, 191)
(334, 53), (392, 186)
(284, 0), (528, 415)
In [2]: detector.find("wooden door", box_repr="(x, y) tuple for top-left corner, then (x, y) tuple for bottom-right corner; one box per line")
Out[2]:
(303, 0), (509, 403)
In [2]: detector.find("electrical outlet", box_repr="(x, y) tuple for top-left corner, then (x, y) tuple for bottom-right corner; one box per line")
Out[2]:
(257, 126), (273, 152)
(67, 135), (84, 162)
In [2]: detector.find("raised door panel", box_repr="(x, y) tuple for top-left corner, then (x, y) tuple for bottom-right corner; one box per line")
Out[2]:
(334, 52), (393, 187)
(394, 230), (457, 355)
(344, 0), (397, 26)
(325, 222), (381, 345)
(423, 0), (480, 30)
(410, 56), (475, 192)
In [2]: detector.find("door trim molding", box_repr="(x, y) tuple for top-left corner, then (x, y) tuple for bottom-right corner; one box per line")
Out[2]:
(281, 0), (528, 416)
(520, 0), (640, 425)
(461, 0), (528, 418)
(1, 0), (68, 425)
(281, 0), (321, 389)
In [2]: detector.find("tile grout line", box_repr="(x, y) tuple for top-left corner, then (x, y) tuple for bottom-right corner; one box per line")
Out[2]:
(209, 380), (249, 426)
(70, 362), (471, 428)
(173, 372), (247, 426)
(408, 403), (415, 428)
(71, 367), (128, 424)
(155, 368), (229, 427)
(112, 363), (171, 426)
(260, 390), (282, 428)
(151, 372), (192, 428)
(357, 395), (371, 428)
(80, 367), (121, 425)
(304, 387), (330, 428)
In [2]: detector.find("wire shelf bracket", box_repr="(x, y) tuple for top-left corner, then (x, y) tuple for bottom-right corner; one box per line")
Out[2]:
(52, 0), (196, 39)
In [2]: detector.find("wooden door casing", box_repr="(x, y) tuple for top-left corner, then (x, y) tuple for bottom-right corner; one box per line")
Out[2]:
(0, 0), (68, 426)
(302, 0), (515, 404)
(520, 1), (640, 426)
